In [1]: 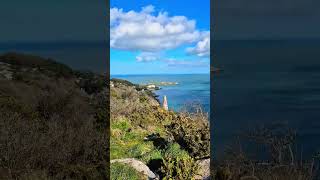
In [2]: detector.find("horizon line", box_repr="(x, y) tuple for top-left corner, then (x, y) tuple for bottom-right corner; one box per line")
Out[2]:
(215, 38), (320, 41)
(111, 73), (210, 76)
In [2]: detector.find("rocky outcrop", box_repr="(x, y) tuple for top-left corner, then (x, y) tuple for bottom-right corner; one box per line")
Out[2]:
(195, 158), (211, 180)
(0, 62), (13, 80)
(110, 158), (158, 180)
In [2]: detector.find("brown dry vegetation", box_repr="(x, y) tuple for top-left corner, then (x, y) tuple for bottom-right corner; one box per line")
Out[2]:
(0, 53), (108, 179)
(213, 124), (319, 180)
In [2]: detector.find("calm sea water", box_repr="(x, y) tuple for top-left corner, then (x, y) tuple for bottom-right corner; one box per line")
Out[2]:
(111, 74), (210, 113)
(213, 40), (320, 160)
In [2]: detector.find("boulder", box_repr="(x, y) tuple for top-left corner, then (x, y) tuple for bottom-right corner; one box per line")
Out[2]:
(195, 158), (211, 180)
(111, 158), (158, 180)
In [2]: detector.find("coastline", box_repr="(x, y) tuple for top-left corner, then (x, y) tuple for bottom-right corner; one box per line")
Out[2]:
(110, 77), (210, 179)
(111, 74), (210, 112)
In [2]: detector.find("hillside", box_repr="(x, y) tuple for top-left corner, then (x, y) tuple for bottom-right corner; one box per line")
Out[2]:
(0, 52), (210, 179)
(0, 53), (108, 179)
(110, 77), (210, 179)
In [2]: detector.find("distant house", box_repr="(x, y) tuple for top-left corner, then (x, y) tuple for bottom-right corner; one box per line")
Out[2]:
(146, 84), (156, 89)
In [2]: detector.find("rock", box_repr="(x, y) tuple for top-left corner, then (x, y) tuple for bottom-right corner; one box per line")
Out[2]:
(195, 158), (211, 180)
(0, 62), (13, 80)
(111, 158), (158, 180)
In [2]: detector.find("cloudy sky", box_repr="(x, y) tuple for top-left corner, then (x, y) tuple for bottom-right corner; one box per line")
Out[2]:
(110, 0), (210, 75)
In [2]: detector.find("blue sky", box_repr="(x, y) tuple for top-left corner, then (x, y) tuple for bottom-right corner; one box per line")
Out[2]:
(110, 0), (210, 75)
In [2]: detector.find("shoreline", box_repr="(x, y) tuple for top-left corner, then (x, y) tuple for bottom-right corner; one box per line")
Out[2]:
(110, 77), (210, 179)
(111, 74), (210, 113)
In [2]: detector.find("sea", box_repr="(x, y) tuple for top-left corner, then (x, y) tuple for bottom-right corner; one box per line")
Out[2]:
(111, 74), (210, 113)
(213, 40), (320, 160)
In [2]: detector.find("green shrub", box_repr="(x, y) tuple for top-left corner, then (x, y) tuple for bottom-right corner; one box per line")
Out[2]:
(142, 149), (163, 163)
(93, 91), (109, 130)
(139, 95), (149, 103)
(110, 89), (118, 98)
(111, 78), (135, 87)
(161, 143), (199, 180)
(112, 119), (131, 131)
(165, 113), (210, 159)
(75, 71), (107, 94)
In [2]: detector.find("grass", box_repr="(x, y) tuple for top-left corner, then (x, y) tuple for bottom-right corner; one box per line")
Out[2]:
(0, 53), (108, 179)
(213, 124), (318, 180)
(110, 163), (147, 180)
(110, 118), (158, 162)
(0, 53), (210, 179)
(110, 78), (209, 179)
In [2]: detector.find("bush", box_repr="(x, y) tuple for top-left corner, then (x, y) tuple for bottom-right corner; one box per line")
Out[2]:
(161, 143), (199, 180)
(76, 71), (107, 94)
(165, 106), (210, 159)
(213, 124), (316, 180)
(111, 78), (135, 87)
(0, 77), (108, 179)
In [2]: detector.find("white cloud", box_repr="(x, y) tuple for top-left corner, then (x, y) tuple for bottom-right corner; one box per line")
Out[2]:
(136, 52), (159, 62)
(141, 5), (155, 14)
(186, 32), (210, 57)
(110, 5), (201, 52)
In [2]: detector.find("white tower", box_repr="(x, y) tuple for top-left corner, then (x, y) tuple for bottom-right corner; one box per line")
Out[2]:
(163, 95), (168, 111)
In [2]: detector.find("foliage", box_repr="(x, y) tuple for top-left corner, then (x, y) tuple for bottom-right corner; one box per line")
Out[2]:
(213, 124), (316, 180)
(0, 52), (74, 78)
(110, 163), (146, 180)
(111, 78), (135, 87)
(110, 118), (156, 161)
(0, 54), (108, 179)
(161, 143), (199, 180)
(165, 106), (210, 159)
(75, 70), (107, 94)
(110, 78), (210, 179)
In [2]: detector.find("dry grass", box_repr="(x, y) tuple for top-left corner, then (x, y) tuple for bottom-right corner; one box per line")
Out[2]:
(0, 74), (108, 179)
(213, 124), (319, 180)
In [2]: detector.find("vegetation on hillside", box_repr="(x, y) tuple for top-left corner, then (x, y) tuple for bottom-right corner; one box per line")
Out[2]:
(111, 162), (147, 179)
(0, 53), (109, 179)
(0, 52), (210, 179)
(110, 77), (210, 179)
(0, 52), (74, 78)
(213, 124), (320, 180)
